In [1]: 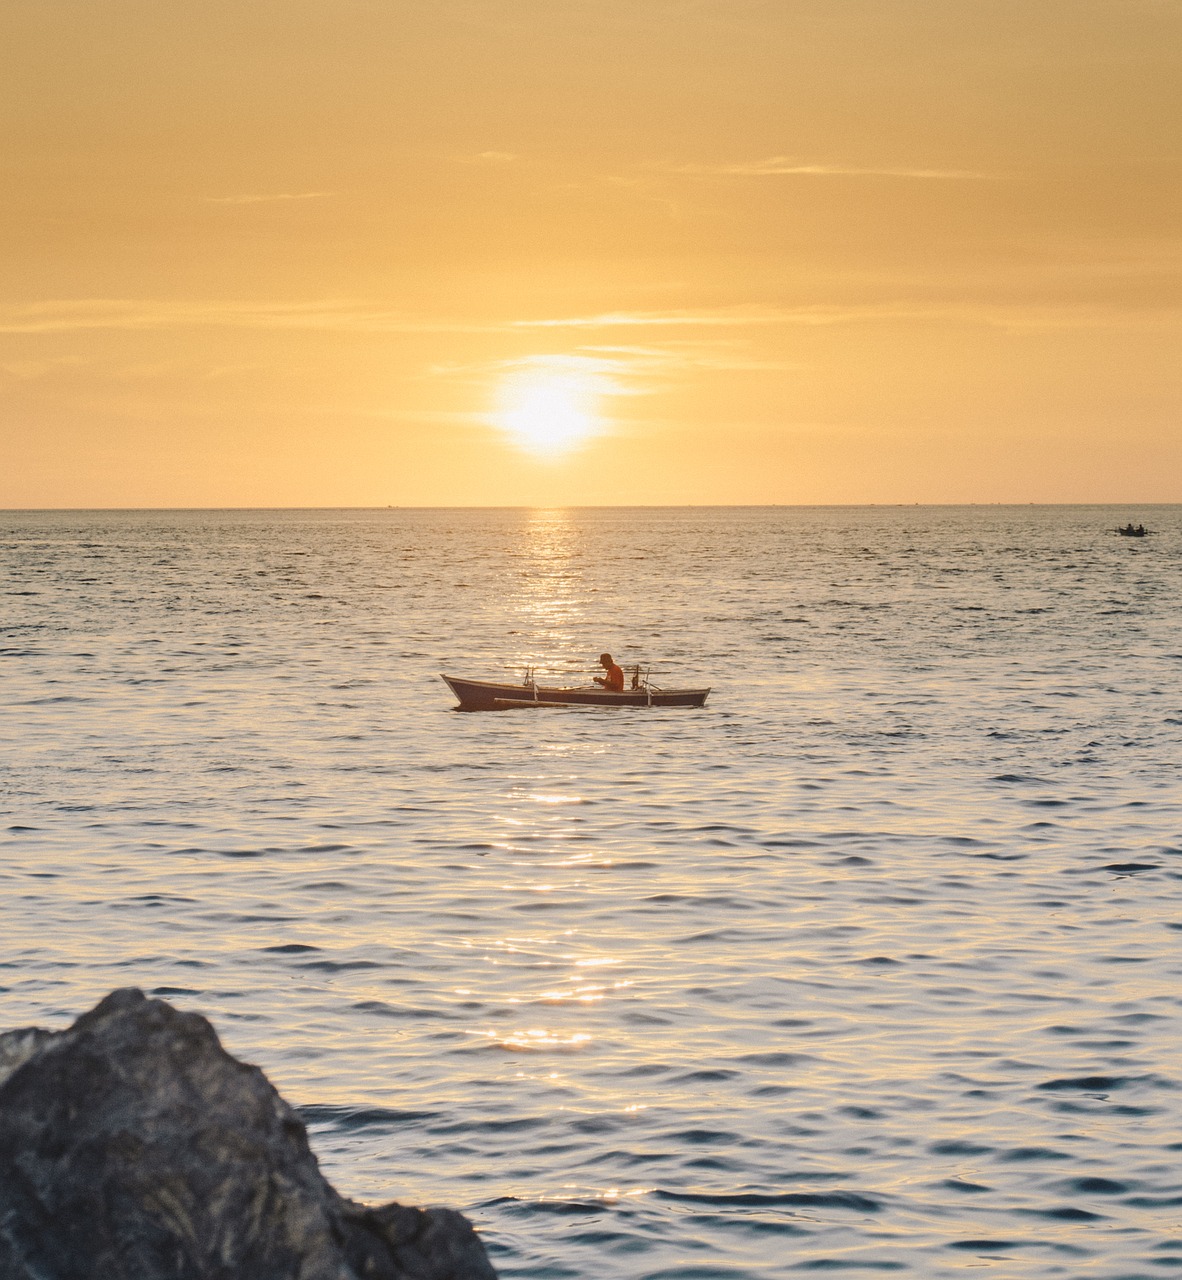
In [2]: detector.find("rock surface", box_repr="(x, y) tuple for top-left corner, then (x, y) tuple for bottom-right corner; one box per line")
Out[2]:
(0, 989), (498, 1280)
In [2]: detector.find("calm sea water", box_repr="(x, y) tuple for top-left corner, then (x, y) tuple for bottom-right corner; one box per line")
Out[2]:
(2, 506), (1181, 1279)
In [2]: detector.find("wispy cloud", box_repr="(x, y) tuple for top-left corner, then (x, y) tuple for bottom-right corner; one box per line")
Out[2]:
(511, 303), (1178, 332)
(567, 342), (801, 375)
(0, 297), (1174, 339)
(431, 351), (644, 389)
(512, 307), (792, 329)
(367, 407), (489, 425)
(670, 157), (1001, 180)
(0, 300), (802, 337)
(455, 150), (520, 165)
(204, 191), (335, 205)
(429, 345), (800, 407)
(1, 356), (89, 380)
(0, 300), (489, 335)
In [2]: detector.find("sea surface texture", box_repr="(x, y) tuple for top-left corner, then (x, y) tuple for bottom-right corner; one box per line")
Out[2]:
(2, 506), (1180, 1280)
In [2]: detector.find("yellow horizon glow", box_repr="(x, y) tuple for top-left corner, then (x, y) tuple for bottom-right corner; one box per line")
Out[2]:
(1, 1), (1180, 506)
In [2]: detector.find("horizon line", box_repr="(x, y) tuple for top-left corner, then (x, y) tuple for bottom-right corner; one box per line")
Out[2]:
(2, 502), (1178, 513)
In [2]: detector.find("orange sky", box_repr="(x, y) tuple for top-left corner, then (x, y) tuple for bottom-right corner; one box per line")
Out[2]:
(2, 0), (1179, 506)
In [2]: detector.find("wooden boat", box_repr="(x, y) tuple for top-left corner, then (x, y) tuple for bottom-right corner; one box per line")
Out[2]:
(1116, 524), (1150, 537)
(441, 671), (710, 711)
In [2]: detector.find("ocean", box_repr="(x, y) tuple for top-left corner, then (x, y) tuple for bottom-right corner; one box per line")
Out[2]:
(2, 505), (1180, 1279)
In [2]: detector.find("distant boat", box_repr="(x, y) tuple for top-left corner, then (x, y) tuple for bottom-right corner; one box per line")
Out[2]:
(1116, 523), (1150, 537)
(441, 670), (710, 711)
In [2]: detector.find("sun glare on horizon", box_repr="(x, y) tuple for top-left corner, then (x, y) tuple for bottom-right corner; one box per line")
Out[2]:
(492, 358), (608, 458)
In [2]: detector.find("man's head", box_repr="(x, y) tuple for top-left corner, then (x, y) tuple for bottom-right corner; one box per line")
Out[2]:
(599, 653), (613, 668)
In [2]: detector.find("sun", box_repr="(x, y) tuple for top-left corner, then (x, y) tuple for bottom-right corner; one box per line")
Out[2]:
(492, 358), (606, 457)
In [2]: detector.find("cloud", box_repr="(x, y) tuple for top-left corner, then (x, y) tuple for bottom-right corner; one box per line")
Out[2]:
(670, 157), (1001, 180)
(512, 307), (792, 329)
(0, 297), (1175, 340)
(511, 302), (1178, 332)
(0, 300), (806, 338)
(366, 407), (489, 425)
(455, 151), (520, 164)
(204, 191), (335, 205)
(432, 351), (642, 387)
(1, 358), (72, 380)
(0, 300), (490, 335)
(428, 345), (803, 405)
(569, 342), (801, 374)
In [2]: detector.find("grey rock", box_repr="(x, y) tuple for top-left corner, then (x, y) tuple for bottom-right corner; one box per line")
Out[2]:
(0, 989), (497, 1280)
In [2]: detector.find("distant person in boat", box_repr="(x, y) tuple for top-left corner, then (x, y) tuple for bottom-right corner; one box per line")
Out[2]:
(594, 653), (625, 692)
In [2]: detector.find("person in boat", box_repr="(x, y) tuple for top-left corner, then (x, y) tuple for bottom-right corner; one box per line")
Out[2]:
(594, 652), (625, 692)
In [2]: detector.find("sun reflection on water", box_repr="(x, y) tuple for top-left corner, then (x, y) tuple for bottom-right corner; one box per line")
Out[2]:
(509, 509), (586, 679)
(470, 1028), (594, 1052)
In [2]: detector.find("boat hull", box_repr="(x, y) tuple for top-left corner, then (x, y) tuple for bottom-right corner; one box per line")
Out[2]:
(441, 674), (710, 711)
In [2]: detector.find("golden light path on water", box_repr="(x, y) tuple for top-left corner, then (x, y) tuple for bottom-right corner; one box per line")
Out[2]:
(5, 507), (1182, 1278)
(455, 506), (643, 1174)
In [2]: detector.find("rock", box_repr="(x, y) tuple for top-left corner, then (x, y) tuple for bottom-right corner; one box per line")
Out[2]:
(0, 989), (498, 1280)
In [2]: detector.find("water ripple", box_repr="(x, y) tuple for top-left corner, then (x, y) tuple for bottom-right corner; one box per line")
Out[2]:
(2, 505), (1181, 1278)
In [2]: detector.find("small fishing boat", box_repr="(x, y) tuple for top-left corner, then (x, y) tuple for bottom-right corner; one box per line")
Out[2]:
(441, 668), (710, 711)
(1116, 524), (1150, 537)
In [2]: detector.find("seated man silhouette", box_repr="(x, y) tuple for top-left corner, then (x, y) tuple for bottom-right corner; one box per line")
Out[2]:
(594, 652), (624, 692)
